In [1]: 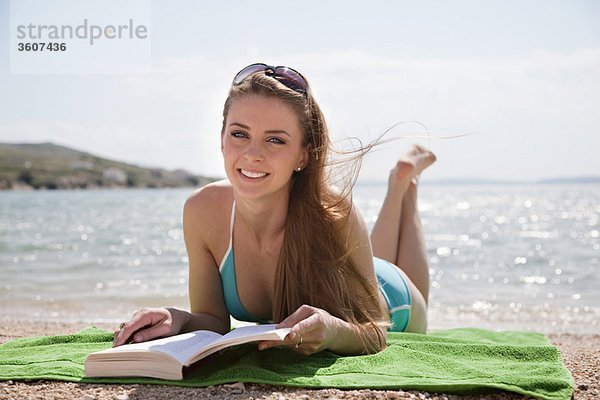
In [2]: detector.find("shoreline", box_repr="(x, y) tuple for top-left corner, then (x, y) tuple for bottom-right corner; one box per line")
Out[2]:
(1, 320), (598, 400)
(3, 306), (598, 335)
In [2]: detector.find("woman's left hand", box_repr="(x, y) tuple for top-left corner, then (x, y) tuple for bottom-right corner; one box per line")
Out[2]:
(258, 304), (340, 355)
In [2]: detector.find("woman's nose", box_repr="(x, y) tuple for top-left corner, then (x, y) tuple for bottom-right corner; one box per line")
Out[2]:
(244, 141), (264, 161)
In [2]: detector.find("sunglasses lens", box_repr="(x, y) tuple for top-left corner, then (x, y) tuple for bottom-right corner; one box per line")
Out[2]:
(232, 63), (267, 85)
(232, 63), (308, 94)
(273, 67), (308, 93)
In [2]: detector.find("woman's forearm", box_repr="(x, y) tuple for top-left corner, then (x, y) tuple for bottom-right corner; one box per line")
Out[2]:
(175, 308), (230, 335)
(327, 317), (388, 355)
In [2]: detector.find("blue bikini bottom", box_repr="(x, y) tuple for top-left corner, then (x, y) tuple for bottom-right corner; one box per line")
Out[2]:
(374, 257), (412, 332)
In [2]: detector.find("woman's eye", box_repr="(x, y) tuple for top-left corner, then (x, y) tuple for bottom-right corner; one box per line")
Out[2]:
(231, 131), (247, 139)
(268, 137), (286, 145)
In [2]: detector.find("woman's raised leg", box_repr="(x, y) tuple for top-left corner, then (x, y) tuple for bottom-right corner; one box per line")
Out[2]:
(370, 145), (435, 303)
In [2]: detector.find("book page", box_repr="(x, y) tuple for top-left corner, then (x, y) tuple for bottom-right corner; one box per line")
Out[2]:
(219, 324), (290, 343)
(101, 330), (223, 365)
(187, 324), (290, 365)
(148, 330), (223, 365)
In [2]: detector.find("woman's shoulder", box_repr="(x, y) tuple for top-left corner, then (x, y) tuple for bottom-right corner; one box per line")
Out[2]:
(337, 198), (367, 233)
(183, 180), (233, 253)
(186, 179), (232, 204)
(184, 179), (233, 221)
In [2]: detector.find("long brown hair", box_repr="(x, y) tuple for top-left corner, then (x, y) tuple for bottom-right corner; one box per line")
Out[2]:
(221, 71), (388, 351)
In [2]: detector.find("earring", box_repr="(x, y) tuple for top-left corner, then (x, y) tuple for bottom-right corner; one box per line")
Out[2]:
(296, 167), (302, 172)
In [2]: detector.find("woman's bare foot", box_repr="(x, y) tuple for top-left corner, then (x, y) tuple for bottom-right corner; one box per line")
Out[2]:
(389, 145), (436, 190)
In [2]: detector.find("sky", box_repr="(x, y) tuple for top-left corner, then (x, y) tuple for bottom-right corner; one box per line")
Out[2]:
(1, 0), (599, 182)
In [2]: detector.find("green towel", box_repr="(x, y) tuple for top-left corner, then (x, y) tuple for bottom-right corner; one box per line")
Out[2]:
(0, 327), (573, 400)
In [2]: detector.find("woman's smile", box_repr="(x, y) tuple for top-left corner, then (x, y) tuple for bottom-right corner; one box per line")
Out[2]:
(239, 169), (269, 180)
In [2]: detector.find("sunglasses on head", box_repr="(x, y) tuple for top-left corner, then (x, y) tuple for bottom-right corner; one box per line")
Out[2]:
(232, 63), (309, 95)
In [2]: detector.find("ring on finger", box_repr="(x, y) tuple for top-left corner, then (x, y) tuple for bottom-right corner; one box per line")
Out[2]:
(295, 334), (303, 349)
(119, 322), (126, 330)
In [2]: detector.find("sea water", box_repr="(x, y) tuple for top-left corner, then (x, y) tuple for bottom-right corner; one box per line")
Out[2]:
(1, 184), (598, 333)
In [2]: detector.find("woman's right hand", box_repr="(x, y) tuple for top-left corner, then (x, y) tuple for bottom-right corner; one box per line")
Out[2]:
(112, 307), (187, 347)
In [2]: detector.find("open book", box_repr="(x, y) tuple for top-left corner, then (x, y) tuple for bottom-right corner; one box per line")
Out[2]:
(84, 324), (290, 380)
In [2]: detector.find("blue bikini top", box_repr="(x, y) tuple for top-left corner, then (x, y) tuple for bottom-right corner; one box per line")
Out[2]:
(218, 201), (268, 323)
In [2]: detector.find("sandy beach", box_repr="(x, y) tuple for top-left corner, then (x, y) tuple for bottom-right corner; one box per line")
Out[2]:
(0, 320), (597, 400)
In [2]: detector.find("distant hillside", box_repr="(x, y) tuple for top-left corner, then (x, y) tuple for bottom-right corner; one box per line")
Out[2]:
(0, 142), (216, 190)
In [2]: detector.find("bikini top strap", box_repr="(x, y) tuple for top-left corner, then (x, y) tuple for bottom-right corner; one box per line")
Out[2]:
(228, 200), (236, 247)
(218, 200), (236, 273)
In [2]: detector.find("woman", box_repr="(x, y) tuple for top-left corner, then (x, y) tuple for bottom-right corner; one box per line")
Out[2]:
(113, 63), (435, 355)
